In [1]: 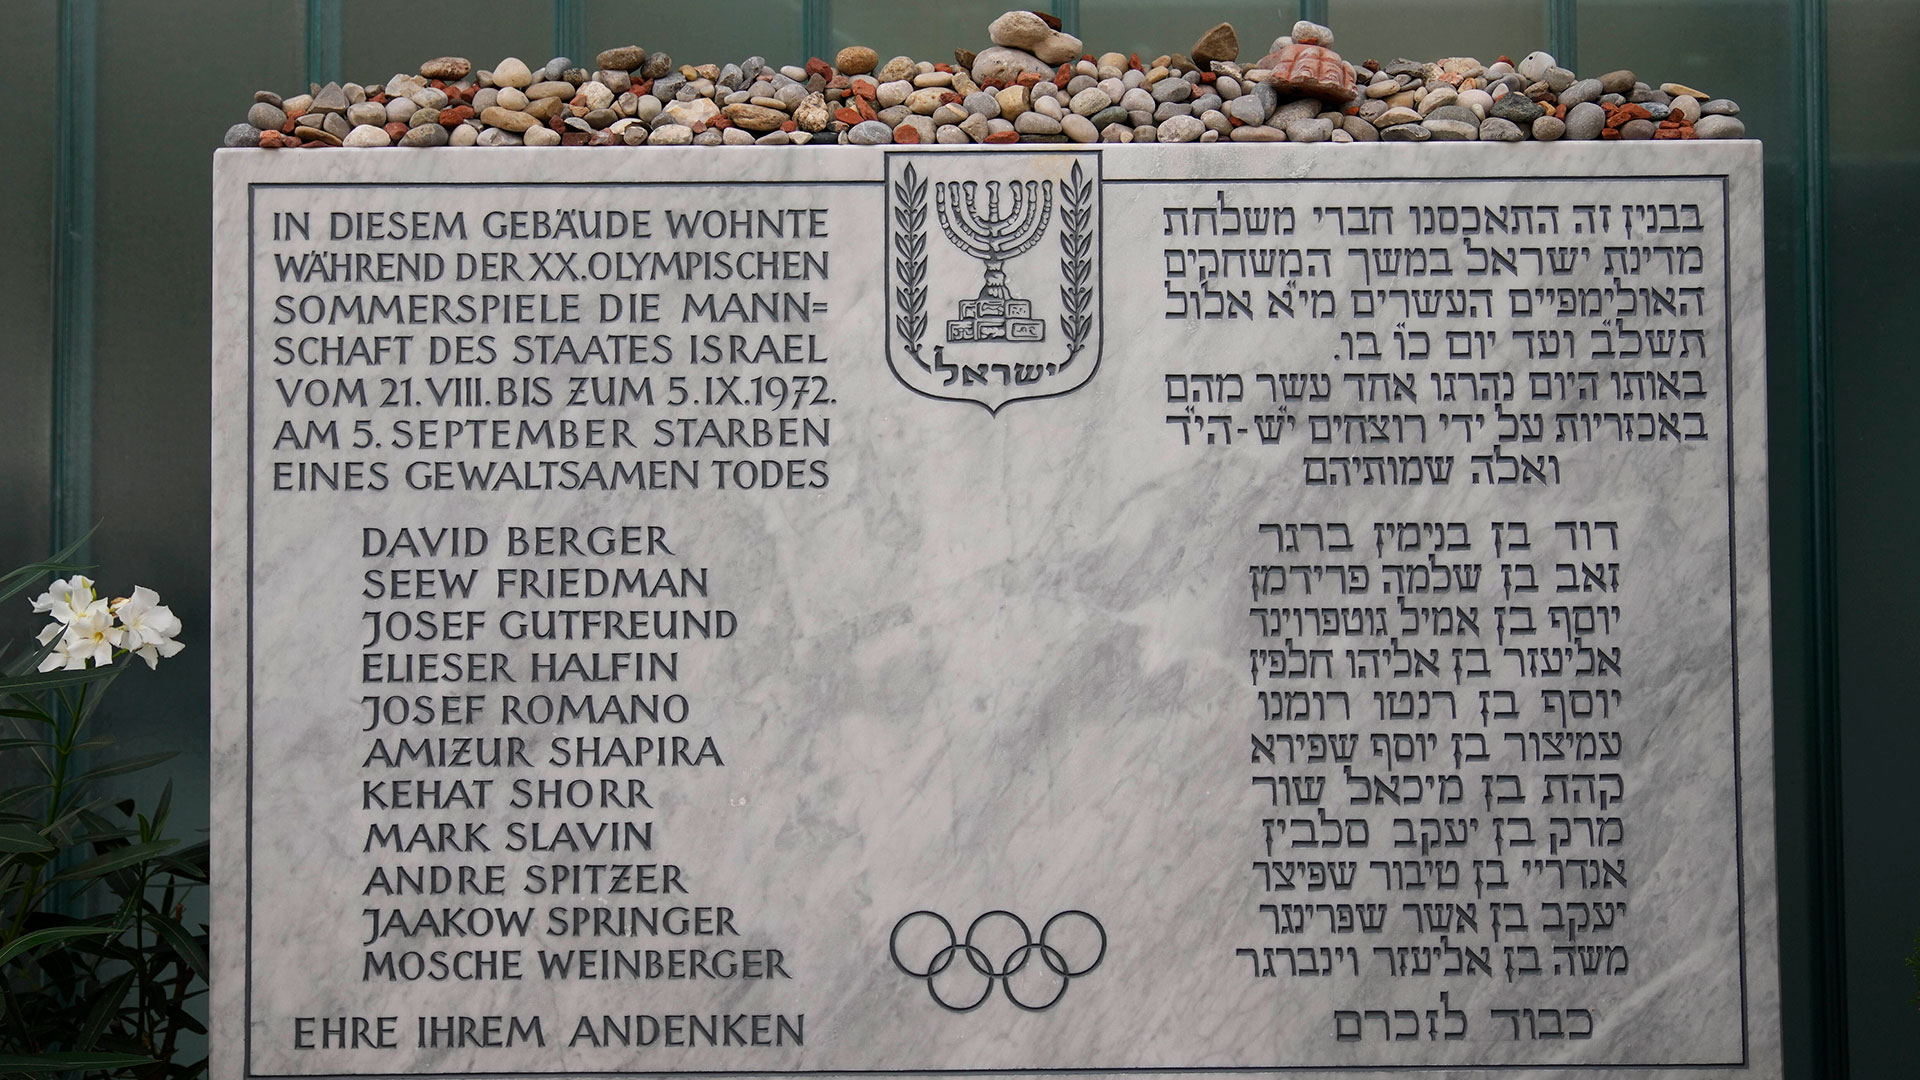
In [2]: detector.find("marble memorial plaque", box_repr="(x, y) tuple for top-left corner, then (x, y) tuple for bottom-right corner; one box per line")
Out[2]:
(211, 145), (1778, 1079)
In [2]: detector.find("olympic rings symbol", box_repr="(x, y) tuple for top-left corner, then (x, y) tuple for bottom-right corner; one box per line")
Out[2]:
(889, 909), (1106, 1012)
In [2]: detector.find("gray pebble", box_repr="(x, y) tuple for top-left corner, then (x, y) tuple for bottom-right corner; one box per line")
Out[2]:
(1342, 115), (1380, 141)
(1154, 101), (1193, 122)
(544, 57), (570, 79)
(1564, 101), (1606, 140)
(1598, 69), (1636, 94)
(1284, 117), (1332, 142)
(1620, 118), (1655, 140)
(1703, 98), (1740, 116)
(1642, 102), (1670, 121)
(1090, 105), (1130, 128)
(847, 119), (894, 144)
(1381, 122), (1431, 141)
(1070, 87), (1110, 115)
(248, 101), (288, 130)
(346, 101), (388, 127)
(1273, 97), (1322, 123)
(1157, 114), (1205, 142)
(1423, 117), (1478, 140)
(1559, 79), (1603, 106)
(1151, 78), (1192, 103)
(1532, 114), (1566, 141)
(1227, 95), (1267, 125)
(1489, 93), (1544, 124)
(1428, 105), (1478, 126)
(224, 122), (260, 147)
(1014, 112), (1063, 135)
(1479, 116), (1524, 142)
(401, 122), (450, 147)
(1695, 114), (1746, 138)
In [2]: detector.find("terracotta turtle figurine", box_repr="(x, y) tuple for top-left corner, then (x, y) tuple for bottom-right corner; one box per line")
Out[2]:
(1260, 20), (1356, 104)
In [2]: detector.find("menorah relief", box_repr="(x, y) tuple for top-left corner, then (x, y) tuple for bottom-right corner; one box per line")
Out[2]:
(887, 154), (1101, 414)
(936, 179), (1053, 343)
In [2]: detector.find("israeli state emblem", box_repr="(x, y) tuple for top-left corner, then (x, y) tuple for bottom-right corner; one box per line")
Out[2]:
(884, 151), (1103, 413)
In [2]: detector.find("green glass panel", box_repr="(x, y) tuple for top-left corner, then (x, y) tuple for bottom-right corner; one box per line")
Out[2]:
(1579, 0), (1792, 141)
(0, 0), (56, 623)
(1076, 2), (1297, 64)
(1829, 0), (1920, 1074)
(1331, 0), (1545, 66)
(338, 0), (547, 86)
(585, 0), (804, 68)
(88, 0), (303, 842)
(827, 0), (1012, 64)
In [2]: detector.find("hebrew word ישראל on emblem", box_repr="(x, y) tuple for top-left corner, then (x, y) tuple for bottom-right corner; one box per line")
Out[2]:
(884, 151), (1102, 414)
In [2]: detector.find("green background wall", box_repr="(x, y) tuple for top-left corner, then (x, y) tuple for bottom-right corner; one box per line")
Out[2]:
(0, 1), (1912, 1073)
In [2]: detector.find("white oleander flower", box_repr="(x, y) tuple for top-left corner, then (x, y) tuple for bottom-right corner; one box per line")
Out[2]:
(111, 587), (185, 670)
(41, 606), (122, 671)
(31, 574), (100, 625)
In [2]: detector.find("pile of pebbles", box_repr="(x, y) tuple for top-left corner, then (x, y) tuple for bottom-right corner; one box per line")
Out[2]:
(223, 11), (1745, 149)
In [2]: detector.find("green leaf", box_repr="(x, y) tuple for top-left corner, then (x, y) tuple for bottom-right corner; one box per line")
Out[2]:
(0, 738), (53, 751)
(0, 531), (97, 604)
(146, 911), (209, 980)
(0, 1052), (156, 1074)
(73, 968), (138, 1051)
(153, 779), (174, 832)
(79, 752), (177, 783)
(0, 824), (53, 854)
(0, 665), (122, 694)
(45, 837), (178, 885)
(0, 924), (118, 968)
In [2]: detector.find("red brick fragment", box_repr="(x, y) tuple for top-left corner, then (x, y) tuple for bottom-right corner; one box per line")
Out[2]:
(891, 122), (920, 144)
(383, 122), (409, 141)
(833, 107), (863, 125)
(984, 130), (1019, 143)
